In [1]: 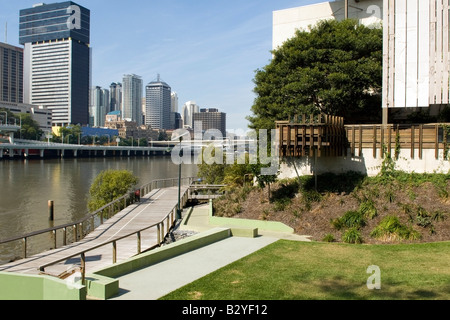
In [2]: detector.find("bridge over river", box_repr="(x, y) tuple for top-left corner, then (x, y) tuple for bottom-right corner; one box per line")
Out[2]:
(0, 178), (225, 283)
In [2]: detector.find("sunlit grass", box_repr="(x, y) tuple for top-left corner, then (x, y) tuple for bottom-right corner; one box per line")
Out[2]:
(160, 240), (450, 300)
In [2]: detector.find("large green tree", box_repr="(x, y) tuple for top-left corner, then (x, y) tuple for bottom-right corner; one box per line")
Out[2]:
(248, 19), (383, 130)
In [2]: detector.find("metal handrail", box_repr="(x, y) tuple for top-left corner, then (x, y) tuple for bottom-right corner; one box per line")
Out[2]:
(38, 199), (184, 284)
(0, 177), (196, 260)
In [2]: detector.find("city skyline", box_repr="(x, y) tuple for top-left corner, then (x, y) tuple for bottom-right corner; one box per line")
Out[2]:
(0, 0), (324, 131)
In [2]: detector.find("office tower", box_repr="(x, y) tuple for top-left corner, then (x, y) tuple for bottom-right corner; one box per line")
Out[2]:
(0, 42), (23, 103)
(109, 82), (122, 112)
(90, 86), (109, 127)
(182, 101), (200, 129)
(122, 74), (143, 125)
(146, 75), (171, 130)
(170, 91), (179, 129)
(193, 108), (227, 137)
(20, 1), (91, 126)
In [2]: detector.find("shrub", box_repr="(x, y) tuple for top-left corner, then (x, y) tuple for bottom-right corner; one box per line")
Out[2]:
(359, 199), (378, 220)
(332, 211), (367, 231)
(88, 170), (139, 212)
(370, 216), (422, 242)
(342, 228), (363, 244)
(322, 234), (336, 243)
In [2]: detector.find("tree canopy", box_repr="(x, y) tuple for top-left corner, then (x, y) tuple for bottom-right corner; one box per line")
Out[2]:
(248, 19), (383, 130)
(88, 170), (139, 212)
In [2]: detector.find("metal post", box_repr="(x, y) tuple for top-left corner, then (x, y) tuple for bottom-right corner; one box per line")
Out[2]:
(345, 0), (349, 19)
(177, 137), (182, 220)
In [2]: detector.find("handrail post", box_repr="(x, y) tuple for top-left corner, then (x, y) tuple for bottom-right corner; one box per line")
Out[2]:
(53, 230), (57, 250)
(23, 237), (27, 259)
(137, 232), (141, 255)
(63, 228), (67, 246)
(113, 241), (117, 264)
(81, 253), (86, 285)
(157, 224), (161, 246)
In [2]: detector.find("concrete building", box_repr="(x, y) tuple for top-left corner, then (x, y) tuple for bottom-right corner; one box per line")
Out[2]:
(382, 0), (450, 121)
(20, 1), (91, 127)
(273, 0), (383, 50)
(193, 108), (227, 137)
(0, 101), (52, 132)
(122, 74), (143, 125)
(0, 42), (24, 104)
(146, 75), (172, 130)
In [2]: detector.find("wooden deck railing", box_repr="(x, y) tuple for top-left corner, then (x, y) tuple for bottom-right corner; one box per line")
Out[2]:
(0, 177), (195, 261)
(345, 124), (450, 159)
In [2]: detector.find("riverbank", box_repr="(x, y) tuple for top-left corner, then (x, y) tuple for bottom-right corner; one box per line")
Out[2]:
(213, 172), (450, 244)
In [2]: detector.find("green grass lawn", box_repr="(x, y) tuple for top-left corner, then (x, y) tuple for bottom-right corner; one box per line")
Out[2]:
(160, 240), (450, 300)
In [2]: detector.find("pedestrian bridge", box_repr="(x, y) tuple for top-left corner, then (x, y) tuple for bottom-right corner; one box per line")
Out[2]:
(0, 178), (225, 284)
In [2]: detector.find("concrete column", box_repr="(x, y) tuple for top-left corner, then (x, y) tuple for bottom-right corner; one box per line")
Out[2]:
(103, 150), (107, 157)
(40, 150), (44, 158)
(74, 150), (78, 157)
(9, 149), (14, 158)
(61, 149), (65, 158)
(24, 149), (29, 158)
(0, 149), (3, 158)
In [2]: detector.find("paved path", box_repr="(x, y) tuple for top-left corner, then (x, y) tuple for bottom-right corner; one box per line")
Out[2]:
(0, 187), (188, 277)
(109, 204), (312, 300)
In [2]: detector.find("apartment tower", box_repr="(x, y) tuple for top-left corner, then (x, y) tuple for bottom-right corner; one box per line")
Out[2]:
(20, 1), (91, 126)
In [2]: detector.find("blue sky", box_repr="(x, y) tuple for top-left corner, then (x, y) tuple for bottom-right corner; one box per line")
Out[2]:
(0, 0), (324, 131)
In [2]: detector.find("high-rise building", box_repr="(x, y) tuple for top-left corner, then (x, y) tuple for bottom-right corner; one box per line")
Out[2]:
(90, 86), (109, 127)
(109, 82), (122, 112)
(193, 108), (227, 137)
(146, 75), (172, 130)
(20, 1), (91, 126)
(0, 42), (24, 103)
(170, 91), (179, 129)
(182, 101), (200, 129)
(122, 74), (143, 125)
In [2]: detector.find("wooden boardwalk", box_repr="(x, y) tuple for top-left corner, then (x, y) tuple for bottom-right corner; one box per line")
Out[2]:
(0, 186), (189, 278)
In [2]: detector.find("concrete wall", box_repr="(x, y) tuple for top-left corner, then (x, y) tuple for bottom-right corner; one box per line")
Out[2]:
(273, 0), (383, 49)
(279, 148), (450, 179)
(0, 272), (86, 300)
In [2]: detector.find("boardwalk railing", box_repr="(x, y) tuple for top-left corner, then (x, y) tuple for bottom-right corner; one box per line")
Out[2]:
(38, 195), (189, 284)
(0, 177), (195, 262)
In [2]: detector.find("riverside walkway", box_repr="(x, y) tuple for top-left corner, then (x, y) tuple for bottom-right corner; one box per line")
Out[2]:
(0, 185), (190, 279)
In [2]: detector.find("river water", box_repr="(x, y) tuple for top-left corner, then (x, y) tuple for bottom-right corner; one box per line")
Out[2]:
(0, 157), (197, 264)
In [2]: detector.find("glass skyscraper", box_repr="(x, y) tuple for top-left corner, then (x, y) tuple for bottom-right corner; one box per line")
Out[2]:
(146, 75), (172, 130)
(20, 1), (91, 126)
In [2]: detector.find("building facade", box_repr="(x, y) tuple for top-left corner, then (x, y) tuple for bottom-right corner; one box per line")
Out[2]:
(382, 0), (450, 116)
(182, 101), (200, 129)
(0, 42), (24, 104)
(20, 1), (91, 126)
(193, 108), (227, 137)
(90, 86), (109, 127)
(122, 74), (143, 126)
(0, 101), (52, 132)
(109, 82), (122, 112)
(145, 75), (172, 130)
